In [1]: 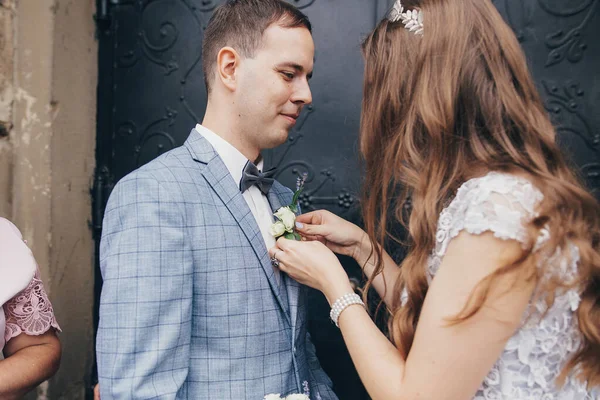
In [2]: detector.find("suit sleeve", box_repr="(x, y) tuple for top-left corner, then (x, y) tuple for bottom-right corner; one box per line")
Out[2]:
(96, 173), (193, 399)
(306, 331), (338, 400)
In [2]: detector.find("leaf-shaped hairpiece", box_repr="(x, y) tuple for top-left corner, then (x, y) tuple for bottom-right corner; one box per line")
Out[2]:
(388, 0), (424, 36)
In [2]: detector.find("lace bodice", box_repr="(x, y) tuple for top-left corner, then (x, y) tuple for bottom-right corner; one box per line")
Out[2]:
(428, 172), (597, 400)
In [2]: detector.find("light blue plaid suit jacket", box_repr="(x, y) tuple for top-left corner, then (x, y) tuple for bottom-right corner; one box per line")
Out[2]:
(97, 129), (337, 400)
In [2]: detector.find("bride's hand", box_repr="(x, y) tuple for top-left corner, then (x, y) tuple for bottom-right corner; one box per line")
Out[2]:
(269, 238), (353, 303)
(295, 210), (371, 265)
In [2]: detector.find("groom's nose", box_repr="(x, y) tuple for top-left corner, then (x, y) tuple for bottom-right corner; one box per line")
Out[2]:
(291, 78), (312, 106)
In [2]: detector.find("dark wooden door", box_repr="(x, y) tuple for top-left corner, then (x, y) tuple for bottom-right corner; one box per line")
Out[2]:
(93, 1), (599, 399)
(494, 0), (600, 194)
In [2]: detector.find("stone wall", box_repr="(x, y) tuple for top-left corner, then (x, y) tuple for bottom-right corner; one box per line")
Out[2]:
(0, 0), (15, 219)
(0, 0), (97, 398)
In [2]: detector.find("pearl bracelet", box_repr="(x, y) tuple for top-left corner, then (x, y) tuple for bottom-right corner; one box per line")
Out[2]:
(329, 293), (365, 327)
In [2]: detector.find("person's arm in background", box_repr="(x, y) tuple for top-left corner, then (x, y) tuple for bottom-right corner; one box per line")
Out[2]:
(94, 383), (101, 400)
(0, 330), (61, 399)
(0, 248), (62, 400)
(96, 173), (193, 399)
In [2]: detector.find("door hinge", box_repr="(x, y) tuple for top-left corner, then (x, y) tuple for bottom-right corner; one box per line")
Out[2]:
(96, 0), (110, 23)
(92, 166), (114, 240)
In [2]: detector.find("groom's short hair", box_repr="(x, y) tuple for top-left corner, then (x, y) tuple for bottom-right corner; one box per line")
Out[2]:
(202, 0), (312, 93)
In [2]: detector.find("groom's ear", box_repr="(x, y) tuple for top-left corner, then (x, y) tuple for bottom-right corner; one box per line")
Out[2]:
(216, 47), (239, 92)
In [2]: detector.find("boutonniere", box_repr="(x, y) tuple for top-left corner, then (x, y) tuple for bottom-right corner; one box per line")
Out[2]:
(269, 173), (307, 241)
(264, 394), (310, 400)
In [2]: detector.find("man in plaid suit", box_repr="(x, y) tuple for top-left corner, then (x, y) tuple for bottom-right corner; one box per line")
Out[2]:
(96, 1), (337, 399)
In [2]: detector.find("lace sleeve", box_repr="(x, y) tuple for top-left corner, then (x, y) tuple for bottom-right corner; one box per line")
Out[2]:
(446, 172), (544, 245)
(3, 267), (61, 344)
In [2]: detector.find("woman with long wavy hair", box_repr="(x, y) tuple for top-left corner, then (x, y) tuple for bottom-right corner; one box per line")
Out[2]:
(268, 0), (600, 398)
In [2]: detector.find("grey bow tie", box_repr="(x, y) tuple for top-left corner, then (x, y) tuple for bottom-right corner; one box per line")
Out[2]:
(239, 161), (276, 195)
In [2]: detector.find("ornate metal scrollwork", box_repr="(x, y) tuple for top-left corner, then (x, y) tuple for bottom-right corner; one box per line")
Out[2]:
(178, 0), (220, 123)
(133, 106), (179, 166)
(499, 0), (597, 65)
(539, 0), (598, 66)
(582, 163), (600, 194)
(542, 80), (600, 193)
(269, 104), (359, 214)
(139, 1), (182, 74)
(542, 80), (598, 151)
(116, 121), (137, 138)
(285, 0), (316, 9)
(115, 0), (188, 74)
(188, 0), (221, 12)
(500, 0), (535, 42)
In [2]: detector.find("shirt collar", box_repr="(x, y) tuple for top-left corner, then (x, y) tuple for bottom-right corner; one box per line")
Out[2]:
(194, 124), (264, 187)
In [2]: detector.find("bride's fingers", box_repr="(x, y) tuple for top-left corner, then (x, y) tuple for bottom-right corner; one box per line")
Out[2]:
(295, 211), (322, 224)
(275, 237), (299, 253)
(298, 232), (321, 241)
(276, 259), (289, 273)
(271, 248), (294, 272)
(295, 222), (329, 237)
(310, 236), (328, 246)
(268, 244), (283, 259)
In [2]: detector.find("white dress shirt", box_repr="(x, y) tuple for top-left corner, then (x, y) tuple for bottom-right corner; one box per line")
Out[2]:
(195, 125), (278, 273)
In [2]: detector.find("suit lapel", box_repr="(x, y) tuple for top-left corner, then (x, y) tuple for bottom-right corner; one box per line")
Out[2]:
(185, 131), (292, 325)
(268, 182), (302, 335)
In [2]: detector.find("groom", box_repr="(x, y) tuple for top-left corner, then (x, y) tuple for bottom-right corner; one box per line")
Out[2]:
(96, 0), (336, 399)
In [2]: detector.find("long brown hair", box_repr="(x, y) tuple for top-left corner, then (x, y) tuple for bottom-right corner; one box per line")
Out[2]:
(360, 0), (600, 387)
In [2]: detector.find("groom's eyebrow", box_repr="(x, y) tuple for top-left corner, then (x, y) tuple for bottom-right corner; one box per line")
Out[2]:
(277, 62), (314, 80)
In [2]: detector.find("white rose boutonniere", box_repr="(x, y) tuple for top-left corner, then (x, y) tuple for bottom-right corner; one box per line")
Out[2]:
(269, 221), (287, 237)
(263, 394), (310, 400)
(263, 395), (284, 400)
(285, 394), (310, 400)
(270, 173), (308, 241)
(264, 380), (311, 400)
(274, 206), (296, 233)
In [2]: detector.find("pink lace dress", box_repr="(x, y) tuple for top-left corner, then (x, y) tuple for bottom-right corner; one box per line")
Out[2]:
(0, 218), (60, 352)
(3, 267), (61, 346)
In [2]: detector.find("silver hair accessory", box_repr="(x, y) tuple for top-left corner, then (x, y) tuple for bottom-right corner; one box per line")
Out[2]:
(388, 0), (424, 36)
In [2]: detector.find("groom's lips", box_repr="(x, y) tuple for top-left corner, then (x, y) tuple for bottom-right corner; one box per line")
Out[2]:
(281, 113), (299, 125)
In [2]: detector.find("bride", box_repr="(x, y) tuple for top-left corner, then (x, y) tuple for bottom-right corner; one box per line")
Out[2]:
(269, 0), (600, 399)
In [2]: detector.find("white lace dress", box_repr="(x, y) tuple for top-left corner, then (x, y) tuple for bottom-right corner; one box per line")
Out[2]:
(425, 172), (598, 400)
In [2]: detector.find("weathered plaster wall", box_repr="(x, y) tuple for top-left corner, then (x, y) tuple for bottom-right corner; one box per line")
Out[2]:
(0, 0), (15, 217)
(12, 0), (55, 285)
(1, 0), (97, 398)
(47, 0), (97, 397)
(8, 11), (55, 392)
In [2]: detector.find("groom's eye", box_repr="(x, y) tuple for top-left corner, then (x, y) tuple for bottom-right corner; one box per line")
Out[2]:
(280, 71), (295, 80)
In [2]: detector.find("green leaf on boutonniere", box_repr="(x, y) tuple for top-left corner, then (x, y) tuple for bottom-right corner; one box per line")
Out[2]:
(291, 187), (303, 211)
(270, 173), (308, 242)
(284, 232), (301, 241)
